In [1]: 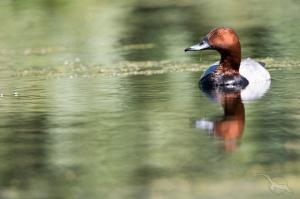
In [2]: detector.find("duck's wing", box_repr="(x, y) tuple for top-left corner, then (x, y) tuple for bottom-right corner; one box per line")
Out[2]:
(200, 61), (219, 79)
(258, 61), (266, 67)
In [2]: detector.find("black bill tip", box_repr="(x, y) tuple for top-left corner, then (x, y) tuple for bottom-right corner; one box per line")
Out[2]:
(184, 48), (191, 52)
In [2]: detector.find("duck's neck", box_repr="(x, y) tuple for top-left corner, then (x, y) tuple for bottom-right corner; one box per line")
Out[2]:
(216, 50), (241, 76)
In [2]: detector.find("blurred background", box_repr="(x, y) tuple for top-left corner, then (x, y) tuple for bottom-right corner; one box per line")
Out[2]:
(0, 0), (299, 199)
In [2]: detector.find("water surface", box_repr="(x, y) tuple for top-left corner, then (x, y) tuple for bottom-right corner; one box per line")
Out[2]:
(0, 0), (299, 199)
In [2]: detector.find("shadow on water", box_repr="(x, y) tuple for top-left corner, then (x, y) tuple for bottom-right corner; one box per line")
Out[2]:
(119, 2), (209, 61)
(0, 88), (79, 198)
(240, 26), (279, 58)
(0, 110), (78, 199)
(0, 113), (49, 188)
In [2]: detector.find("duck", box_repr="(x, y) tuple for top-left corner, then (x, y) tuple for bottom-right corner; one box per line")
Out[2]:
(185, 27), (271, 91)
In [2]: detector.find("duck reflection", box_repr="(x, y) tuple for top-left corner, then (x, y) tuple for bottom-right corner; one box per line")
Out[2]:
(195, 88), (245, 151)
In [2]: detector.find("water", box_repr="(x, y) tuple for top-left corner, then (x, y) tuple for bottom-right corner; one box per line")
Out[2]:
(0, 0), (299, 199)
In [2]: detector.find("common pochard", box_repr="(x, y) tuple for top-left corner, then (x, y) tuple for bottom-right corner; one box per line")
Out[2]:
(185, 27), (271, 90)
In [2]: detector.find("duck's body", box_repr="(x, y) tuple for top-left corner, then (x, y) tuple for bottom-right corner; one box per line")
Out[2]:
(238, 58), (271, 83)
(201, 58), (270, 89)
(185, 27), (271, 91)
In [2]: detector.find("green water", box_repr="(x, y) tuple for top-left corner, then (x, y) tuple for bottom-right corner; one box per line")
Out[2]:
(0, 0), (299, 199)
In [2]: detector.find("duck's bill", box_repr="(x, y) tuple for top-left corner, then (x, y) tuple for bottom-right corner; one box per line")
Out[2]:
(185, 37), (211, 52)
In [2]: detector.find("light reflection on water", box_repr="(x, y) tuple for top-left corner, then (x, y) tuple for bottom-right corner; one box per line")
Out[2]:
(0, 0), (299, 199)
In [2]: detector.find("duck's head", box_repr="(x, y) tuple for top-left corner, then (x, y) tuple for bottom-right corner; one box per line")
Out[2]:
(185, 27), (241, 69)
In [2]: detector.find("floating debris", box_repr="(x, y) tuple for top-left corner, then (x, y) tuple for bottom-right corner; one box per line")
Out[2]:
(23, 46), (66, 56)
(13, 58), (300, 78)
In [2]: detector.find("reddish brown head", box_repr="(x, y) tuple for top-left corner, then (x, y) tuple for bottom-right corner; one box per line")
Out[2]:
(185, 27), (241, 74)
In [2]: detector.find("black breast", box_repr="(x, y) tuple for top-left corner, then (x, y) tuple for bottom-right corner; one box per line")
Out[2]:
(200, 73), (249, 92)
